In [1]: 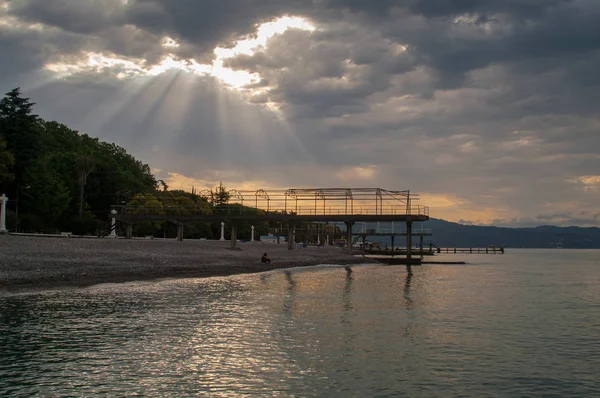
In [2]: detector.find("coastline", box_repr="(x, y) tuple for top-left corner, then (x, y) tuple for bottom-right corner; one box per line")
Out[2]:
(0, 235), (370, 292)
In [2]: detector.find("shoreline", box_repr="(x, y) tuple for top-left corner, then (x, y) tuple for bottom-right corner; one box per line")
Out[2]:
(0, 235), (370, 293)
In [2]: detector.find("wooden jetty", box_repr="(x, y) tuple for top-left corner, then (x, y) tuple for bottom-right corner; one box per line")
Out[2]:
(360, 244), (505, 260)
(367, 256), (424, 266)
(362, 248), (435, 256)
(435, 247), (505, 254)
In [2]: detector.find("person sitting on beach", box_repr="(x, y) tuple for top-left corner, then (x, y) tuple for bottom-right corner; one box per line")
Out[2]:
(261, 253), (271, 264)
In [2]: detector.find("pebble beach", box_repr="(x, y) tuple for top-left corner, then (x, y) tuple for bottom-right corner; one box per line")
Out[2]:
(0, 235), (369, 292)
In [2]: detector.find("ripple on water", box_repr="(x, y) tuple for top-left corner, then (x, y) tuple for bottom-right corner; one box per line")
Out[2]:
(1, 253), (600, 396)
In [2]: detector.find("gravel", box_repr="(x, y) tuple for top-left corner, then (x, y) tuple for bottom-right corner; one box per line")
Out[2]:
(0, 235), (368, 291)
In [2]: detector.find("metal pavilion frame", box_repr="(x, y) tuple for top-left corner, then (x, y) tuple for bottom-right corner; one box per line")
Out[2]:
(226, 188), (428, 216)
(111, 187), (430, 258)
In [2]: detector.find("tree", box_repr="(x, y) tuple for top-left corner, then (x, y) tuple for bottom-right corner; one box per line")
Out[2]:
(0, 88), (40, 194)
(0, 89), (159, 233)
(0, 136), (14, 183)
(19, 157), (70, 232)
(211, 181), (230, 206)
(0, 88), (37, 123)
(322, 224), (343, 240)
(75, 153), (95, 219)
(128, 193), (165, 236)
(157, 179), (168, 191)
(83, 140), (156, 218)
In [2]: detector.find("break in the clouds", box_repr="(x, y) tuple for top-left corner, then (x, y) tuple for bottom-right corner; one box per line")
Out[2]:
(1, 0), (599, 226)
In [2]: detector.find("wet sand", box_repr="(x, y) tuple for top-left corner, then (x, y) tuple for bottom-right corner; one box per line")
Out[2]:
(0, 235), (369, 292)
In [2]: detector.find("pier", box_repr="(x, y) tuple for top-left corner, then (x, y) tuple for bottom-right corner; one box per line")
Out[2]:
(352, 226), (432, 259)
(435, 247), (505, 254)
(111, 188), (429, 262)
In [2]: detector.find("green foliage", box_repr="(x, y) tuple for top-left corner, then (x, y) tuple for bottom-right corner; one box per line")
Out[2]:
(0, 136), (14, 183)
(66, 213), (104, 236)
(18, 156), (71, 232)
(211, 181), (230, 206)
(0, 88), (36, 121)
(0, 88), (41, 191)
(159, 190), (211, 215)
(0, 88), (157, 232)
(0, 88), (279, 238)
(129, 193), (165, 215)
(322, 224), (343, 237)
(125, 190), (213, 238)
(75, 153), (96, 219)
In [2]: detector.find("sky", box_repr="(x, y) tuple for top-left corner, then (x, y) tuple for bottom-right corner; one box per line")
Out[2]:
(1, 0), (599, 227)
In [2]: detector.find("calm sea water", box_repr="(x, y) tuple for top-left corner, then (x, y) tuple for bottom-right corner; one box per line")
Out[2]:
(1, 249), (599, 397)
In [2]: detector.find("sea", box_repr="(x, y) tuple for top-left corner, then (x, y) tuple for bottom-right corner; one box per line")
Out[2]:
(1, 249), (599, 397)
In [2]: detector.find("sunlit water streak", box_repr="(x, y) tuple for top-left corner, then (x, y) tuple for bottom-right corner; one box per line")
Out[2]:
(1, 249), (599, 396)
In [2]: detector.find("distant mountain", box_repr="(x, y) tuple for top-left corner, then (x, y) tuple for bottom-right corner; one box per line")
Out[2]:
(353, 219), (600, 248)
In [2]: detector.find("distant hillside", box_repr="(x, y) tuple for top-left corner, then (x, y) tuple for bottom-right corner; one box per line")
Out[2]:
(354, 219), (600, 248)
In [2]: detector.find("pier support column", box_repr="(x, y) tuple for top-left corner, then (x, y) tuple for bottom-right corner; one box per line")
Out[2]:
(126, 224), (133, 240)
(220, 222), (225, 241)
(110, 210), (117, 238)
(251, 225), (255, 242)
(230, 224), (237, 249)
(406, 221), (413, 262)
(420, 235), (424, 257)
(344, 221), (355, 251)
(177, 224), (184, 242)
(0, 194), (8, 234)
(287, 224), (295, 250)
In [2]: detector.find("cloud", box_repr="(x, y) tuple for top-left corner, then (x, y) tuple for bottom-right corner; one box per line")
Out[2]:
(1, 0), (600, 226)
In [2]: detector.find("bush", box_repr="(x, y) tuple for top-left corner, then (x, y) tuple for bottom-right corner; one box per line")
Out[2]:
(67, 214), (104, 235)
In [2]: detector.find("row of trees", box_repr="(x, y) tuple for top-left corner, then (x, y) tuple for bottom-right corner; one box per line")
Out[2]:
(0, 88), (157, 234)
(124, 183), (345, 241)
(0, 88), (345, 241)
(124, 185), (261, 239)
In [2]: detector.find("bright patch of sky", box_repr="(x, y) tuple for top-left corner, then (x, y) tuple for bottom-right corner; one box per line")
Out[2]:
(42, 16), (315, 90)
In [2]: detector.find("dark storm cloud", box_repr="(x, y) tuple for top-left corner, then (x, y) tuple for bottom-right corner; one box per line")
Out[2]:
(2, 0), (600, 225)
(223, 24), (419, 120)
(428, 2), (600, 80)
(0, 29), (48, 77)
(213, 0), (600, 121)
(124, 0), (313, 53)
(98, 25), (163, 63)
(8, 0), (126, 34)
(6, 0), (600, 87)
(0, 21), (96, 85)
(327, 0), (573, 18)
(304, 0), (600, 92)
(407, 0), (573, 18)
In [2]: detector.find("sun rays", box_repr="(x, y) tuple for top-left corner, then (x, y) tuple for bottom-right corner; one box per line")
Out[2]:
(5, 9), (321, 195)
(38, 16), (315, 95)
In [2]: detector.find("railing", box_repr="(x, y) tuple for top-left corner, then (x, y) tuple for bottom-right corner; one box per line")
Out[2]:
(112, 188), (430, 218)
(255, 205), (429, 216)
(220, 188), (428, 216)
(357, 228), (432, 234)
(113, 205), (430, 217)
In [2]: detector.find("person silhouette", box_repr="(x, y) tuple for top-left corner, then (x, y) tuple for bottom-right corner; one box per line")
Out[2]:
(261, 253), (271, 264)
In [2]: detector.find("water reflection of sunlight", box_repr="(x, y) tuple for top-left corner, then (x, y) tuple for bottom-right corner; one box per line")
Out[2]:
(180, 278), (295, 393)
(404, 266), (414, 306)
(283, 270), (296, 315)
(341, 267), (354, 329)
